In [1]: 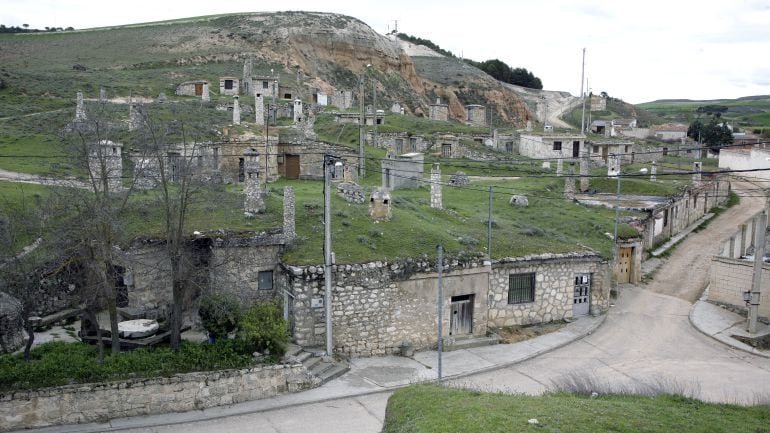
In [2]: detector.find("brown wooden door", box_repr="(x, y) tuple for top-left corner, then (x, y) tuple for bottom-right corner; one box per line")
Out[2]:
(194, 83), (203, 96)
(285, 154), (300, 179)
(617, 247), (632, 283)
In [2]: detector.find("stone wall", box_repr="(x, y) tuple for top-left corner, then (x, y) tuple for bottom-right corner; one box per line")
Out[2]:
(709, 256), (770, 320)
(0, 364), (317, 432)
(287, 257), (490, 357)
(488, 253), (611, 327)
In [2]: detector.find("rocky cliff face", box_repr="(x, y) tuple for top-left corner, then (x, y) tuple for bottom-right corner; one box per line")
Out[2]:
(180, 12), (535, 125)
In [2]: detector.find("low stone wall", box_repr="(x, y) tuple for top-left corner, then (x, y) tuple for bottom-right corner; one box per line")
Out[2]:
(709, 256), (770, 320)
(0, 364), (318, 432)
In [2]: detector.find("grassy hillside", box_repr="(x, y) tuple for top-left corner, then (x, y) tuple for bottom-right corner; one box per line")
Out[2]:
(562, 97), (663, 128)
(383, 385), (770, 433)
(638, 96), (770, 130)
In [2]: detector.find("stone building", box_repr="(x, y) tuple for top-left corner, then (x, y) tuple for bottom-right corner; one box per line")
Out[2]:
(287, 252), (610, 357)
(330, 90), (353, 109)
(488, 253), (610, 327)
(219, 77), (240, 96)
(466, 104), (486, 127)
(590, 94), (607, 111)
(175, 80), (210, 100)
(276, 133), (358, 181)
(373, 133), (431, 155)
(429, 98), (449, 121)
(518, 133), (587, 160)
(381, 152), (424, 190)
(436, 134), (461, 158)
(0, 292), (23, 354)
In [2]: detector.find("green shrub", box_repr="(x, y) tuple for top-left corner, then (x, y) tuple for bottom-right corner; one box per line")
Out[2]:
(0, 340), (254, 391)
(238, 299), (289, 362)
(198, 292), (241, 340)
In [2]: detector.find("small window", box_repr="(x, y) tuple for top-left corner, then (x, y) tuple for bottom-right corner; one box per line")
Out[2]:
(553, 141), (562, 151)
(224, 80), (234, 90)
(262, 81), (269, 89)
(625, 145), (630, 153)
(395, 139), (404, 154)
(592, 145), (599, 153)
(284, 93), (292, 99)
(508, 273), (536, 304)
(258, 270), (273, 290)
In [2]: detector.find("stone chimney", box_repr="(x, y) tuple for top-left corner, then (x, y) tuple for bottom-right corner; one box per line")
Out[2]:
(75, 91), (86, 122)
(430, 163), (442, 209)
(564, 162), (576, 201)
(693, 161), (702, 185)
(243, 148), (264, 214)
(202, 82), (210, 102)
(579, 151), (590, 192)
(233, 96), (241, 125)
(255, 94), (265, 126)
(293, 98), (303, 123)
(283, 186), (296, 242)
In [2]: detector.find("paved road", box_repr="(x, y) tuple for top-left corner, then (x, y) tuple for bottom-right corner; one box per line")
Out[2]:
(115, 179), (770, 432)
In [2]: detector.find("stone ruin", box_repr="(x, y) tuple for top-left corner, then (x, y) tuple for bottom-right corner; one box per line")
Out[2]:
(369, 188), (391, 221)
(337, 182), (365, 204)
(448, 171), (470, 186)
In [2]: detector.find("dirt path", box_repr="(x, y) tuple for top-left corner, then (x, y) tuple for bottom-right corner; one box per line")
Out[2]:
(644, 179), (766, 302)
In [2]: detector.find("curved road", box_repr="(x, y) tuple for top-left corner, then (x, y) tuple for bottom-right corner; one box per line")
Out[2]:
(118, 180), (770, 433)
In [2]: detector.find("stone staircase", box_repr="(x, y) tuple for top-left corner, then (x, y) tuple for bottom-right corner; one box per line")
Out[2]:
(286, 344), (349, 385)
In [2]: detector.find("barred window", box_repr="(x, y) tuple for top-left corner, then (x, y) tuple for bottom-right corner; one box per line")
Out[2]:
(508, 273), (535, 304)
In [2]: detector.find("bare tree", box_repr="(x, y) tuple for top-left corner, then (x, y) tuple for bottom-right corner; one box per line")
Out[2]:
(133, 103), (214, 351)
(61, 97), (140, 354)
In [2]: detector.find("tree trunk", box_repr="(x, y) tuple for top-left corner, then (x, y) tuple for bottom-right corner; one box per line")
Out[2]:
(169, 258), (183, 351)
(22, 318), (34, 362)
(84, 308), (104, 365)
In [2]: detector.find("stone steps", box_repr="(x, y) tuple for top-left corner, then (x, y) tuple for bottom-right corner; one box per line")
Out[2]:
(291, 345), (349, 385)
(443, 333), (501, 352)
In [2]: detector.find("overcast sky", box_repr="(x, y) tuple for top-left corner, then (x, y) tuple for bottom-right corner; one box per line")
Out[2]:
(3, 0), (769, 103)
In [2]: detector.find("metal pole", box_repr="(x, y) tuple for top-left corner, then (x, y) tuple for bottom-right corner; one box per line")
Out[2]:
(488, 186), (493, 258)
(358, 76), (365, 178)
(437, 245), (444, 382)
(323, 155), (334, 355)
(748, 202), (768, 333)
(580, 48), (586, 133)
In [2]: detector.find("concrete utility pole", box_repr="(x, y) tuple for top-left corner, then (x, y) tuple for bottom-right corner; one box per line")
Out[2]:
(580, 48), (587, 133)
(436, 245), (444, 382)
(372, 77), (378, 149)
(748, 201), (768, 333)
(323, 155), (337, 356)
(487, 186), (493, 258)
(612, 155), (622, 279)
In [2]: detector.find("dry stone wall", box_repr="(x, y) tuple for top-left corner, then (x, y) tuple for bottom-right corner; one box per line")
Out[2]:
(0, 364), (317, 432)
